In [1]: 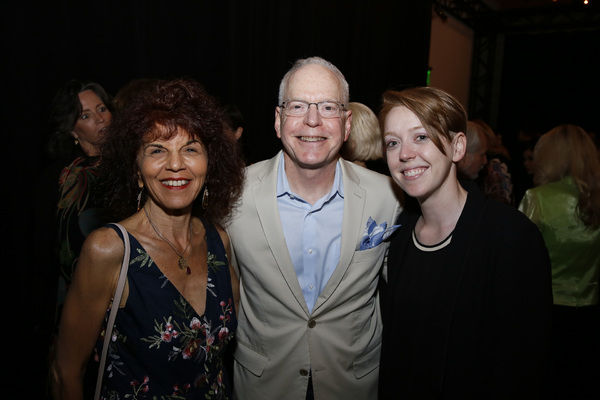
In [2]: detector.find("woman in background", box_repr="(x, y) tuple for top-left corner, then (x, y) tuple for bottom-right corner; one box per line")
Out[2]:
(47, 80), (113, 295)
(33, 81), (113, 394)
(339, 101), (387, 174)
(471, 119), (515, 205)
(519, 124), (600, 399)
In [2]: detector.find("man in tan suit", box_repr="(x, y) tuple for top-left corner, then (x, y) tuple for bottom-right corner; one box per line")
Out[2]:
(227, 56), (402, 400)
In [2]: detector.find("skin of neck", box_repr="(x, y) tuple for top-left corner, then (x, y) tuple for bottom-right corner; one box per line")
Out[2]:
(80, 142), (100, 157)
(143, 202), (193, 245)
(283, 152), (338, 205)
(416, 178), (468, 243)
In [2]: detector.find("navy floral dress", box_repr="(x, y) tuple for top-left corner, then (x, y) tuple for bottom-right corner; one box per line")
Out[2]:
(96, 220), (236, 400)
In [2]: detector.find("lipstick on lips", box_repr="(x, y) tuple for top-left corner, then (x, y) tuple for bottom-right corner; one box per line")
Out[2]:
(161, 179), (191, 189)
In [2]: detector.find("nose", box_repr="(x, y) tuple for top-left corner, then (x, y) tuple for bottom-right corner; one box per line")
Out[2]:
(166, 151), (185, 171)
(304, 103), (322, 127)
(93, 112), (106, 125)
(399, 143), (415, 162)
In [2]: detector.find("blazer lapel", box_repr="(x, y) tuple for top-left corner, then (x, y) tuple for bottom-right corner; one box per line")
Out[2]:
(426, 182), (488, 391)
(386, 211), (418, 301)
(253, 152), (310, 315)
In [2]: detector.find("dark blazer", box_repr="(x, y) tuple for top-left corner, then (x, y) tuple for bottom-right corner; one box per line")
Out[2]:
(379, 181), (553, 399)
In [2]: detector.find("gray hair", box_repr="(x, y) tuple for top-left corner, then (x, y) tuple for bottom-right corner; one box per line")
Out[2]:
(278, 56), (350, 106)
(465, 121), (486, 154)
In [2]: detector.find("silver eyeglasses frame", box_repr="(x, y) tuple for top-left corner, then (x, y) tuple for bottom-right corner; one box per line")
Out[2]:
(280, 100), (346, 119)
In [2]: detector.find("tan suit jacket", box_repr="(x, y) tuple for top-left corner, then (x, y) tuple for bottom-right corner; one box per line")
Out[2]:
(227, 151), (402, 400)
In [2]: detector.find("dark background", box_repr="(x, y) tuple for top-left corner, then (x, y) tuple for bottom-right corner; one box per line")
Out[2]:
(499, 28), (600, 143)
(4, 1), (432, 397)
(2, 0), (598, 397)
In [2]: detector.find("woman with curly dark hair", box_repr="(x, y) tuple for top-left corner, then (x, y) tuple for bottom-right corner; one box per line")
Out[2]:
(53, 78), (245, 399)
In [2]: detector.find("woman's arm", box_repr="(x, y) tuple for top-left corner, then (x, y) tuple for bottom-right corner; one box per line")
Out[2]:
(52, 227), (123, 400)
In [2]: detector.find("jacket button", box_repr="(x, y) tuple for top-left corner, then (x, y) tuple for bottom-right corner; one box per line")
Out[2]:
(299, 369), (309, 376)
(308, 319), (316, 328)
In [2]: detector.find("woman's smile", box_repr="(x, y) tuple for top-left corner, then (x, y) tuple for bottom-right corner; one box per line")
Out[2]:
(161, 179), (191, 188)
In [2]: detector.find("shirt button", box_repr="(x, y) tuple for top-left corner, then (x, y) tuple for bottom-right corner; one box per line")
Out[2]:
(308, 319), (317, 328)
(299, 369), (309, 376)
(308, 249), (313, 254)
(309, 284), (314, 290)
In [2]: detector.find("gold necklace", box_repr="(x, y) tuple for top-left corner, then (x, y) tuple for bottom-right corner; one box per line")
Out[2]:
(143, 206), (193, 275)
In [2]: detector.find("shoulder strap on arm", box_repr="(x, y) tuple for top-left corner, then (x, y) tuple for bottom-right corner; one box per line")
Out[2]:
(94, 223), (130, 400)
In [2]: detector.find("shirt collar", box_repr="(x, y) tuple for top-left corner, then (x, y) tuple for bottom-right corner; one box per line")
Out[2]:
(276, 152), (344, 201)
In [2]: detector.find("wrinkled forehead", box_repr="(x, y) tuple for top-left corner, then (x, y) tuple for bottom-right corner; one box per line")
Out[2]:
(285, 64), (344, 102)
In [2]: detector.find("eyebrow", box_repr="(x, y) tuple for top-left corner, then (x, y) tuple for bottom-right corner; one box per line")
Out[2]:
(384, 125), (426, 136)
(144, 139), (201, 149)
(80, 102), (106, 113)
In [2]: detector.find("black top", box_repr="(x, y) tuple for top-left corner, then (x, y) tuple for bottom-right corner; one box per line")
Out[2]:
(379, 181), (553, 399)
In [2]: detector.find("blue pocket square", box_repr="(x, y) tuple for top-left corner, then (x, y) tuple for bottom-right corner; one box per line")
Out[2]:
(360, 217), (401, 250)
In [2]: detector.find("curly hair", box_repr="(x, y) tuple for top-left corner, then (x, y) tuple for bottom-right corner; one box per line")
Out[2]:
(47, 80), (112, 160)
(97, 78), (245, 226)
(533, 124), (600, 229)
(379, 86), (467, 156)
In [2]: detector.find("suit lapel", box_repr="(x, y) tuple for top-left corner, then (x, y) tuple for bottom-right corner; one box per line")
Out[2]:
(253, 152), (310, 315)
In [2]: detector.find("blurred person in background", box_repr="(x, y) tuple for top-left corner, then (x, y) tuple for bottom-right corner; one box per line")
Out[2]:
(519, 124), (600, 399)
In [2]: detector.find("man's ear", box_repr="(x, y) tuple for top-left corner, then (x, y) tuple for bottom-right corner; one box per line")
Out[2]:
(343, 110), (352, 142)
(275, 107), (282, 139)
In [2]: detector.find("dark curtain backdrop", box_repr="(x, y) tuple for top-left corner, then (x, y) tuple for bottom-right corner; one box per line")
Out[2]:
(3, 1), (432, 398)
(498, 29), (600, 143)
(496, 28), (600, 203)
(4, 1), (432, 170)
(225, 1), (432, 163)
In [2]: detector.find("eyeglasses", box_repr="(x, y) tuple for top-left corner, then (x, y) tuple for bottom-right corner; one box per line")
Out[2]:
(280, 100), (345, 119)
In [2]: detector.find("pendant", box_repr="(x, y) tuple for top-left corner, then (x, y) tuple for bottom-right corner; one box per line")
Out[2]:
(178, 257), (191, 275)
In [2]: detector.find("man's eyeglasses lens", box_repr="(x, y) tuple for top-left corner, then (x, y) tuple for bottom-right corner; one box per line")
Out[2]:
(282, 101), (344, 118)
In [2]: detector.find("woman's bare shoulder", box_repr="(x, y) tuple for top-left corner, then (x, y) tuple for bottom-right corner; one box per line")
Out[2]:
(80, 225), (126, 266)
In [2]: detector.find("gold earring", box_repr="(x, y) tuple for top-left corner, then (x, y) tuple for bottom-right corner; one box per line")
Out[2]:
(74, 139), (79, 146)
(137, 186), (144, 211)
(202, 187), (209, 209)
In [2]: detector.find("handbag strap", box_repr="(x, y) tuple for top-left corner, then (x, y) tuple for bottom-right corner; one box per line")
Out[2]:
(94, 223), (131, 400)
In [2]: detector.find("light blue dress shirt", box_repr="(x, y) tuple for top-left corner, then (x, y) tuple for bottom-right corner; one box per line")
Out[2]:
(277, 153), (344, 313)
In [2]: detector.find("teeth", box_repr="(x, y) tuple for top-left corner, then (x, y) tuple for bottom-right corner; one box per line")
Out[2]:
(300, 136), (324, 142)
(163, 180), (188, 187)
(404, 168), (426, 177)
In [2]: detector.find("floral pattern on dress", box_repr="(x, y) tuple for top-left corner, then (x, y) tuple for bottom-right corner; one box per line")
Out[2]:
(97, 224), (236, 400)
